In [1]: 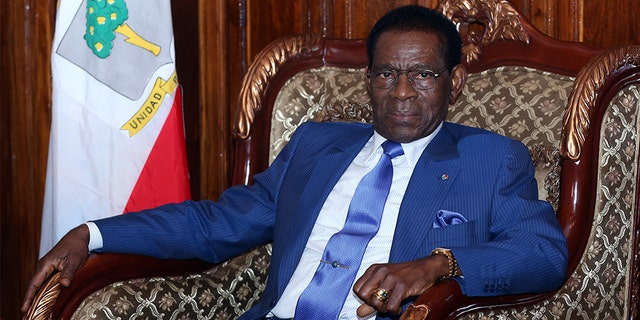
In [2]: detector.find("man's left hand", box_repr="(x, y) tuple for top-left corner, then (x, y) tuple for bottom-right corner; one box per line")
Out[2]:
(353, 254), (449, 316)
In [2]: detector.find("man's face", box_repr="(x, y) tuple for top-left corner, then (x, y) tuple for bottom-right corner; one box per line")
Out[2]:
(367, 30), (466, 143)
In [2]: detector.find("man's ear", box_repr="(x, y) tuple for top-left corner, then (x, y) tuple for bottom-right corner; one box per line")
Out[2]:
(448, 64), (467, 104)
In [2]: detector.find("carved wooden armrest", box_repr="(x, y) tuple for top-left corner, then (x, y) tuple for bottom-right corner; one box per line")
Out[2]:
(399, 280), (465, 320)
(23, 253), (213, 320)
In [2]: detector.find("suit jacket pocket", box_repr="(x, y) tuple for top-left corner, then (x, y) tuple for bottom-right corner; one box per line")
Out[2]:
(428, 219), (478, 248)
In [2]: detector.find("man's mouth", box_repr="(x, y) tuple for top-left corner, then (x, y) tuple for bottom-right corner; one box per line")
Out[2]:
(387, 111), (419, 121)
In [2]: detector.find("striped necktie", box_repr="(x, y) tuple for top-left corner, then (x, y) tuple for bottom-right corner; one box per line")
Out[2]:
(294, 140), (404, 319)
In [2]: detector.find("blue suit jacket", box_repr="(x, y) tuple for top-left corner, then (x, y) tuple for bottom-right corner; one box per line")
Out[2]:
(95, 121), (568, 320)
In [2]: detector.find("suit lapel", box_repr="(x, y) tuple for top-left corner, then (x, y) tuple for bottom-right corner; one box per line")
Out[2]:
(276, 125), (373, 287)
(390, 125), (462, 262)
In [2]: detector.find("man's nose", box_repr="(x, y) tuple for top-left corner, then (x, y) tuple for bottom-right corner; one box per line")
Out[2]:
(389, 74), (418, 100)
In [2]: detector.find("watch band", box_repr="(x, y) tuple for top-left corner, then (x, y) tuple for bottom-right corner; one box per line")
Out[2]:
(430, 247), (460, 280)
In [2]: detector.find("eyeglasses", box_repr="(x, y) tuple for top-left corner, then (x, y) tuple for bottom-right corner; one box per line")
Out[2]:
(367, 67), (448, 90)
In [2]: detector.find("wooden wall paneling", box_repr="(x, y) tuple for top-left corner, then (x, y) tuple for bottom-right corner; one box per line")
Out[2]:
(418, 0), (439, 9)
(223, 0), (243, 192)
(0, 1), (8, 312)
(198, 0), (233, 200)
(332, 0), (362, 39)
(508, 0), (638, 48)
(246, 0), (306, 60)
(527, 0), (558, 38)
(0, 0), (55, 319)
(172, 0), (202, 199)
(302, 0), (334, 36)
(505, 0), (580, 42)
(298, 0), (438, 40)
(556, 0), (583, 42)
(583, 0), (640, 49)
(226, 0), (247, 192)
(340, 0), (418, 39)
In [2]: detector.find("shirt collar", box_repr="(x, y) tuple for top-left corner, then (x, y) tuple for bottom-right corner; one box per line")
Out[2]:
(369, 122), (443, 167)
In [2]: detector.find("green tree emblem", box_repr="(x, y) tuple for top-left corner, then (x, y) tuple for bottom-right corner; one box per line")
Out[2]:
(84, 0), (160, 59)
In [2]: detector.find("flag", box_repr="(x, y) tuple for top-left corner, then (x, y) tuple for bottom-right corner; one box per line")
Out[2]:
(40, 0), (191, 256)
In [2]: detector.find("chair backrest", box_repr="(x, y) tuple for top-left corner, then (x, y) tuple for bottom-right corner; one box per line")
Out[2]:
(232, 0), (640, 318)
(232, 0), (595, 257)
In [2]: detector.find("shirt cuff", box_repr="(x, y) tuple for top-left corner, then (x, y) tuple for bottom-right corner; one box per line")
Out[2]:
(85, 221), (104, 252)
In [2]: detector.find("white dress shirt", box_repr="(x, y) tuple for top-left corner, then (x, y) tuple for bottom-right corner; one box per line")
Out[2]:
(87, 124), (441, 320)
(271, 126), (439, 320)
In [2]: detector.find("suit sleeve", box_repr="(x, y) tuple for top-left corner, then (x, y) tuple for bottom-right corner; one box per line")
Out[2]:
(450, 140), (568, 296)
(92, 125), (308, 263)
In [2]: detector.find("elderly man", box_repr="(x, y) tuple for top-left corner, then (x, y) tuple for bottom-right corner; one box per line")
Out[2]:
(24, 5), (567, 320)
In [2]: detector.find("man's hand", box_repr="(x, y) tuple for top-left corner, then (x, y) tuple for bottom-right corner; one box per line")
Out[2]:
(353, 254), (449, 317)
(21, 224), (91, 312)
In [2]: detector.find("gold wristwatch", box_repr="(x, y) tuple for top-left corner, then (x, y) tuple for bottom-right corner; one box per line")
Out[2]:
(430, 248), (461, 280)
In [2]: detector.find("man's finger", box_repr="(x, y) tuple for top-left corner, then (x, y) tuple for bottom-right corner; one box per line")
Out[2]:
(58, 255), (84, 287)
(21, 284), (38, 312)
(357, 304), (376, 318)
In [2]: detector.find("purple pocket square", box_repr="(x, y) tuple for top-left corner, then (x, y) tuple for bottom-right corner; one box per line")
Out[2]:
(433, 210), (468, 228)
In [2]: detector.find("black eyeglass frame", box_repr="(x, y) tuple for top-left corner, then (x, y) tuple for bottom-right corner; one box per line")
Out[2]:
(366, 67), (449, 90)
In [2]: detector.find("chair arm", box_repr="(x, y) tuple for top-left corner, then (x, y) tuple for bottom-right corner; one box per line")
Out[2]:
(23, 252), (213, 320)
(399, 280), (465, 320)
(399, 280), (570, 320)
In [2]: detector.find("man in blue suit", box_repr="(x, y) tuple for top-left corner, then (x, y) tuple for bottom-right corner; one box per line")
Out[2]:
(24, 5), (567, 320)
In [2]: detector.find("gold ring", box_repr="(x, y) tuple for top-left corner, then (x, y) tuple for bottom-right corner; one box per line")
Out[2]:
(374, 287), (391, 303)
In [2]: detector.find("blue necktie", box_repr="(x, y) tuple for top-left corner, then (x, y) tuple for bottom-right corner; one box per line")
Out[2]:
(295, 140), (404, 319)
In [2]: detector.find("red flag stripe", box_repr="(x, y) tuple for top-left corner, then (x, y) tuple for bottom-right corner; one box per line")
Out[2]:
(124, 86), (191, 213)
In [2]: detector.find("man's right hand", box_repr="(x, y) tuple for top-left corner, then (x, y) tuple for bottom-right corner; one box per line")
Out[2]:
(21, 224), (90, 313)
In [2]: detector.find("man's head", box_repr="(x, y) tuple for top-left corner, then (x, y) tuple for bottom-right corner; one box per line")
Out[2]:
(366, 5), (467, 143)
(366, 5), (462, 72)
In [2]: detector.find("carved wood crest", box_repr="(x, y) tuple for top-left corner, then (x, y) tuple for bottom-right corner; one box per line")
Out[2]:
(437, 0), (530, 64)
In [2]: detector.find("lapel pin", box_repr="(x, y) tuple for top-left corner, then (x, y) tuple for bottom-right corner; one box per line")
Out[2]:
(441, 174), (449, 181)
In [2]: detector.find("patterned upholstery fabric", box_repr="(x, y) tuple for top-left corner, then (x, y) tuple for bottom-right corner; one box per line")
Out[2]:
(71, 244), (272, 320)
(458, 85), (639, 320)
(269, 67), (371, 161)
(70, 68), (638, 320)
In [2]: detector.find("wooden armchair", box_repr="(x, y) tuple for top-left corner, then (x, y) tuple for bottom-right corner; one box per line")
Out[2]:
(24, 0), (640, 319)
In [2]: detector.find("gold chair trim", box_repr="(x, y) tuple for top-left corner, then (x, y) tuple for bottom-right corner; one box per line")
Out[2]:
(22, 272), (61, 320)
(562, 46), (640, 160)
(438, 0), (530, 64)
(234, 34), (323, 139)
